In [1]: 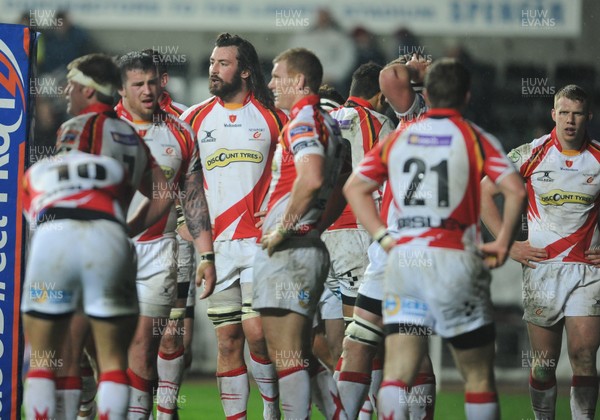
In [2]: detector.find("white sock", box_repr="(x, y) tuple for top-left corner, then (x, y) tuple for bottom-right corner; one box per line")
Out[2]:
(156, 348), (185, 419)
(56, 376), (82, 420)
(79, 366), (97, 413)
(570, 375), (598, 420)
(249, 353), (280, 420)
(337, 370), (370, 419)
(408, 372), (436, 420)
(216, 366), (249, 419)
(98, 370), (130, 420)
(311, 364), (346, 419)
(358, 397), (373, 419)
(377, 380), (410, 420)
(529, 374), (557, 420)
(127, 368), (154, 419)
(465, 392), (499, 420)
(369, 358), (383, 410)
(24, 369), (56, 420)
(279, 367), (311, 420)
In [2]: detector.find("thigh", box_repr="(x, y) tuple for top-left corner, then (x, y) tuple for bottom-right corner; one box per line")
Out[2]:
(22, 221), (81, 316)
(207, 281), (242, 328)
(135, 237), (178, 317)
(81, 221), (139, 318)
(323, 229), (371, 301)
(253, 239), (329, 318)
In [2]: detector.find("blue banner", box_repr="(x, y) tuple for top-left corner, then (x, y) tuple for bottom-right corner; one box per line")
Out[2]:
(0, 23), (36, 420)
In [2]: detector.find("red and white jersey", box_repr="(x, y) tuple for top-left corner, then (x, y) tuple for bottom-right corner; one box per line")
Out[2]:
(181, 93), (287, 241)
(23, 151), (134, 226)
(160, 90), (188, 117)
(328, 96), (394, 230)
(54, 103), (156, 196)
(508, 128), (600, 263)
(116, 101), (199, 242)
(356, 108), (514, 252)
(264, 95), (346, 233)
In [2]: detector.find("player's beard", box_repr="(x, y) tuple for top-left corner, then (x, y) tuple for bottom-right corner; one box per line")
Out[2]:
(209, 69), (243, 100)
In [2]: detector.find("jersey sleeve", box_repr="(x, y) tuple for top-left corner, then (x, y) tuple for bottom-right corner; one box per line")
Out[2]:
(287, 119), (325, 161)
(507, 143), (534, 177)
(479, 131), (517, 184)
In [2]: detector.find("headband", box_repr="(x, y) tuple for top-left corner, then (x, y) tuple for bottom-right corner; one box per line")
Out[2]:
(66, 67), (115, 97)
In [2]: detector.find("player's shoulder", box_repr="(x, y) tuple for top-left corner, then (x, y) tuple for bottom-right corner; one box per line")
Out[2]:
(180, 96), (219, 121)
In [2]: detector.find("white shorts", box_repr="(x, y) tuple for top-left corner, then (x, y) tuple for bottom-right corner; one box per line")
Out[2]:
(322, 229), (371, 302)
(357, 241), (387, 303)
(214, 238), (259, 294)
(176, 236), (196, 309)
(253, 234), (330, 318)
(523, 263), (600, 327)
(22, 220), (138, 318)
(383, 246), (493, 339)
(313, 287), (343, 328)
(135, 237), (178, 318)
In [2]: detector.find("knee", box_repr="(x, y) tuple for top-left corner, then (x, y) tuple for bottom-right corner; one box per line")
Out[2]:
(569, 345), (597, 372)
(160, 332), (181, 354)
(217, 330), (245, 359)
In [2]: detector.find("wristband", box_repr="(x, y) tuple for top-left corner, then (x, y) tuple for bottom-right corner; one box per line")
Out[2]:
(373, 227), (395, 250)
(373, 227), (389, 243)
(199, 252), (215, 262)
(176, 205), (186, 229)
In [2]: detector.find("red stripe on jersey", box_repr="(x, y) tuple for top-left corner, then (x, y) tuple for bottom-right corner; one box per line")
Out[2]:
(90, 112), (106, 155)
(522, 138), (552, 178)
(546, 202), (599, 262)
(186, 98), (219, 135)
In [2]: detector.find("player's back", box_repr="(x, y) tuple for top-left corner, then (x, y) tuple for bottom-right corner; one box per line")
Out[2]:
(383, 109), (510, 252)
(23, 151), (131, 225)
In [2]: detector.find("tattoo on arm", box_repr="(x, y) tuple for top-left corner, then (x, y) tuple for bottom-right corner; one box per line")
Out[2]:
(182, 171), (211, 238)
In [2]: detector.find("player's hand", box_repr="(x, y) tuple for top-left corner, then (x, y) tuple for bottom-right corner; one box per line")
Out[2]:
(261, 225), (289, 256)
(479, 240), (509, 269)
(254, 210), (267, 229)
(196, 253), (216, 299)
(509, 240), (547, 268)
(585, 247), (600, 266)
(406, 53), (431, 84)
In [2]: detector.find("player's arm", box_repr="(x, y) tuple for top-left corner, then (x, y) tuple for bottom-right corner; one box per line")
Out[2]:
(181, 168), (216, 299)
(261, 153), (324, 256)
(343, 172), (393, 252)
(479, 172), (527, 268)
(480, 175), (546, 268)
(128, 165), (174, 237)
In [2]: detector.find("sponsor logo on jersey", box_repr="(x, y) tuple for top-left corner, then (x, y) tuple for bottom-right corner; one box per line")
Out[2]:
(539, 189), (594, 206)
(289, 124), (314, 140)
(61, 129), (79, 145)
(383, 294), (401, 316)
(205, 148), (263, 170)
(292, 139), (319, 154)
(200, 129), (217, 143)
(229, 115), (237, 123)
(532, 170), (554, 182)
(408, 134), (452, 146)
(111, 131), (139, 146)
(337, 119), (353, 130)
(565, 160), (573, 168)
(400, 297), (428, 317)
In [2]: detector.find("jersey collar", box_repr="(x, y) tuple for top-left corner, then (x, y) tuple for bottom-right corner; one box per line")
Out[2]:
(159, 90), (173, 109)
(214, 91), (253, 107)
(551, 127), (590, 154)
(345, 96), (373, 110)
(79, 102), (113, 115)
(290, 94), (320, 119)
(422, 108), (462, 119)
